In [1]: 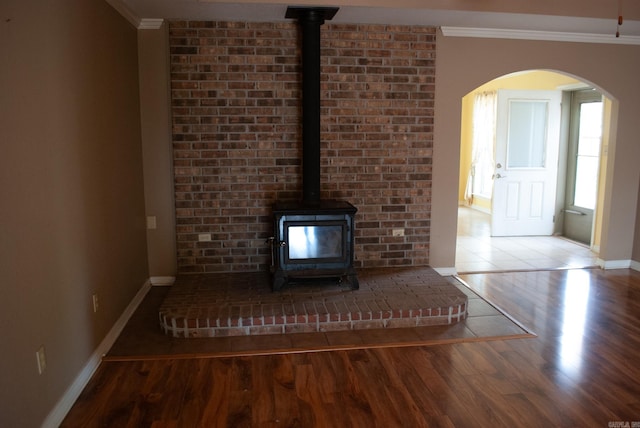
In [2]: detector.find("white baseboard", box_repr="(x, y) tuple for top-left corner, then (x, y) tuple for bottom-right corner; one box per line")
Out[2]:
(630, 260), (640, 271)
(42, 280), (152, 428)
(150, 276), (175, 286)
(597, 259), (632, 270)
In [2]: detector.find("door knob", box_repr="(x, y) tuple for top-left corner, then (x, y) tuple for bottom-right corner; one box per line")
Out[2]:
(494, 173), (506, 179)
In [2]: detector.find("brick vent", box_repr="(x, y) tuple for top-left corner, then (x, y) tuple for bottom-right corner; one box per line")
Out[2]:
(159, 267), (467, 338)
(169, 20), (436, 274)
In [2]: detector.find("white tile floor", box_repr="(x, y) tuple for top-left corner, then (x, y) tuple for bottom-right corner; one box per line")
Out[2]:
(455, 206), (599, 273)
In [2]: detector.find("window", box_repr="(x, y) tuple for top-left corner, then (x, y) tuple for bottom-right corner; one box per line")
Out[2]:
(572, 101), (603, 210)
(469, 91), (497, 199)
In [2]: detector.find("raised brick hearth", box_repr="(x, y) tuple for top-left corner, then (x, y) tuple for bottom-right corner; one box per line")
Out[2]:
(158, 267), (467, 338)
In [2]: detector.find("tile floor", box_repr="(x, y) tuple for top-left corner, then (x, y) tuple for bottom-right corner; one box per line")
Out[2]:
(456, 206), (599, 273)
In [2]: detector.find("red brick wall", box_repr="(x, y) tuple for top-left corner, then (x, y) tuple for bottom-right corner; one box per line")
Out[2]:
(169, 20), (435, 273)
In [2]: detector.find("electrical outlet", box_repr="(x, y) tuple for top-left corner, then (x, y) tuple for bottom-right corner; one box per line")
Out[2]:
(392, 229), (405, 237)
(92, 294), (99, 313)
(146, 216), (157, 230)
(36, 346), (46, 375)
(198, 233), (212, 242)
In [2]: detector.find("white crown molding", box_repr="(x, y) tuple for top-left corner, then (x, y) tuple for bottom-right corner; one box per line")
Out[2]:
(138, 19), (165, 30)
(105, 0), (141, 28)
(105, 0), (164, 29)
(441, 26), (640, 45)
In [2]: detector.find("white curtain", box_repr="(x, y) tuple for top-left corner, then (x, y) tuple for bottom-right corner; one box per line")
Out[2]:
(464, 91), (497, 205)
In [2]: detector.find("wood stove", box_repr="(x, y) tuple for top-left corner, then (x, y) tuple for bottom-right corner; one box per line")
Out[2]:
(270, 200), (358, 291)
(269, 6), (359, 291)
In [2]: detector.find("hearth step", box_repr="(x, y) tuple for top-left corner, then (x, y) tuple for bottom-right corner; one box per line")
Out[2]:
(158, 268), (468, 338)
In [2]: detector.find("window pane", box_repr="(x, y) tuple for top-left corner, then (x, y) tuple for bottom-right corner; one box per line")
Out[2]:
(574, 156), (598, 209)
(577, 102), (603, 157)
(572, 101), (602, 210)
(507, 101), (548, 168)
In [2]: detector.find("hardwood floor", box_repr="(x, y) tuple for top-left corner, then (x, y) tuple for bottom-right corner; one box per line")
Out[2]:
(61, 268), (640, 427)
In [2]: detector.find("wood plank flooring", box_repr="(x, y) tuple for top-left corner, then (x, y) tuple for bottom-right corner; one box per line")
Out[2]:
(61, 268), (640, 427)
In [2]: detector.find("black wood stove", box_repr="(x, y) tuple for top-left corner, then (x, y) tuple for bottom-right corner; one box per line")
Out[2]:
(271, 200), (358, 291)
(269, 6), (359, 291)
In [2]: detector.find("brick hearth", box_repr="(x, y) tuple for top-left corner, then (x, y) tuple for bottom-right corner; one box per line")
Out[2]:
(158, 267), (468, 338)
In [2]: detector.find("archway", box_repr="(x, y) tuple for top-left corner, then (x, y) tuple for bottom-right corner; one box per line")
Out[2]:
(431, 32), (639, 275)
(455, 70), (611, 273)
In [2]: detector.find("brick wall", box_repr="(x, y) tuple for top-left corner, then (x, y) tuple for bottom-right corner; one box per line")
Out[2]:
(169, 20), (436, 273)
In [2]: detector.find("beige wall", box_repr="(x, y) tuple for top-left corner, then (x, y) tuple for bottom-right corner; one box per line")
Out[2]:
(0, 1), (148, 426)
(432, 31), (640, 270)
(138, 25), (177, 279)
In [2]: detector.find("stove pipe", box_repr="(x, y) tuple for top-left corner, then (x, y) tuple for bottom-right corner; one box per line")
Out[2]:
(285, 6), (339, 204)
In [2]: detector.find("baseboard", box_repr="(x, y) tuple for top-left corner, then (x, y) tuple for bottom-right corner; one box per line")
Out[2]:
(597, 259), (632, 270)
(150, 276), (176, 286)
(630, 260), (640, 272)
(42, 280), (152, 428)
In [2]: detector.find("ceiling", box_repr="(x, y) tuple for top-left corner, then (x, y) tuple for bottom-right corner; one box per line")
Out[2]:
(109, 0), (640, 44)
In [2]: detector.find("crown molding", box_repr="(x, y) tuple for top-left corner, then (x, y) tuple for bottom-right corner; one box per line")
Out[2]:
(105, 0), (164, 29)
(441, 26), (640, 45)
(138, 19), (165, 30)
(105, 0), (140, 28)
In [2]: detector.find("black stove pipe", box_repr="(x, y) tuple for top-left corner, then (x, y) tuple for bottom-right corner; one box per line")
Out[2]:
(285, 6), (339, 205)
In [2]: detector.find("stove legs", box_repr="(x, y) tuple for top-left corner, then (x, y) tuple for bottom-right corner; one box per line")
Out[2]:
(272, 271), (287, 292)
(271, 270), (359, 291)
(343, 272), (359, 290)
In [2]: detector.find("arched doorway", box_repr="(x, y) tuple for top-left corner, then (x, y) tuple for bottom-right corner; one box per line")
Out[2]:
(455, 70), (608, 273)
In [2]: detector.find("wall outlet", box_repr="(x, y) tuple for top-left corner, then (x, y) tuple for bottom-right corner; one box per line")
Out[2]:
(198, 233), (212, 242)
(392, 229), (405, 237)
(92, 294), (99, 313)
(36, 346), (46, 375)
(146, 216), (157, 230)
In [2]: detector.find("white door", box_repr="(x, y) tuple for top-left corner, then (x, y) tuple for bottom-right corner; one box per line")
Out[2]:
(491, 90), (562, 236)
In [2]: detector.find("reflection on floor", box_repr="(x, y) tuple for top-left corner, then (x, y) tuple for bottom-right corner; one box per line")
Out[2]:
(456, 206), (599, 274)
